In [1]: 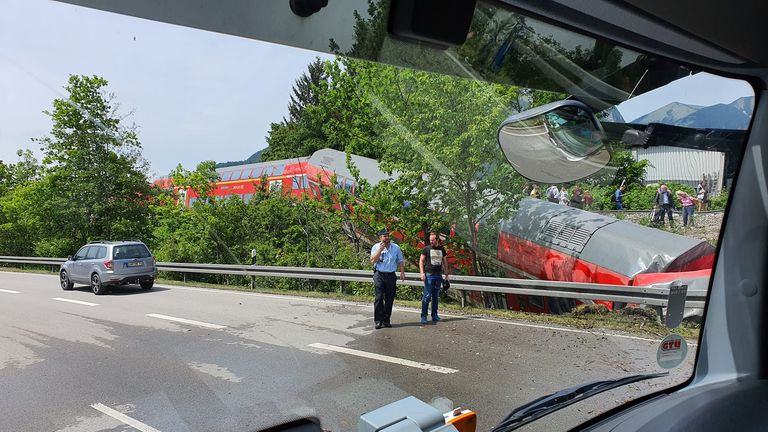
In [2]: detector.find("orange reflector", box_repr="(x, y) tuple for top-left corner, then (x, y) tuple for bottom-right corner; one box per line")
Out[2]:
(444, 409), (477, 432)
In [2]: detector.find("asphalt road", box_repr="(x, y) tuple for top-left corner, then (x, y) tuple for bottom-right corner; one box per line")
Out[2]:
(0, 271), (696, 432)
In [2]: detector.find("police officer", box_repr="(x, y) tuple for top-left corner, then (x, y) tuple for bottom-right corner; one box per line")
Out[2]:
(370, 228), (405, 329)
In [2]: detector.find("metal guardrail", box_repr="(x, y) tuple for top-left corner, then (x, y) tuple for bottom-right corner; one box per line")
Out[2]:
(0, 256), (707, 308)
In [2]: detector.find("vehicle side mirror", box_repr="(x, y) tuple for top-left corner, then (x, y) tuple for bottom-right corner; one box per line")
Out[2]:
(497, 100), (611, 183)
(68, 255), (75, 261)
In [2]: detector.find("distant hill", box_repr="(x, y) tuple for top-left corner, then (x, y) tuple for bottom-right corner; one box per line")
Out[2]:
(631, 102), (702, 125)
(631, 96), (754, 129)
(216, 148), (265, 168)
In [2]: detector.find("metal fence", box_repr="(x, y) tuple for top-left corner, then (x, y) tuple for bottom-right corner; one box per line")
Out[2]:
(0, 256), (707, 308)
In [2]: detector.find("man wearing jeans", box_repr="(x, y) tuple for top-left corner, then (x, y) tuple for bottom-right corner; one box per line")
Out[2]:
(419, 232), (450, 325)
(370, 228), (405, 329)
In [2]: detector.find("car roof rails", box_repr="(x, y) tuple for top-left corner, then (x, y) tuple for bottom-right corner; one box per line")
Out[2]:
(88, 240), (111, 244)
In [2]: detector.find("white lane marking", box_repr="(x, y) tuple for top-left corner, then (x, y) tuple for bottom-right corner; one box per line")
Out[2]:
(10, 272), (688, 345)
(146, 313), (226, 329)
(0, 289), (21, 294)
(309, 342), (458, 374)
(163, 284), (689, 344)
(52, 297), (99, 306)
(90, 403), (161, 432)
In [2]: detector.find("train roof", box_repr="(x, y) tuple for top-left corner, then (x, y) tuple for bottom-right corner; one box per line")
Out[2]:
(307, 148), (394, 186)
(214, 148), (394, 186)
(214, 156), (309, 175)
(502, 199), (715, 277)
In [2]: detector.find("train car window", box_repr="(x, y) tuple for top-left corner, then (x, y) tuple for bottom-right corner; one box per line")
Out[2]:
(269, 180), (283, 193)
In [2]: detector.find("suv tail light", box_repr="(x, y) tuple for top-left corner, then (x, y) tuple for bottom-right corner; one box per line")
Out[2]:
(103, 260), (113, 270)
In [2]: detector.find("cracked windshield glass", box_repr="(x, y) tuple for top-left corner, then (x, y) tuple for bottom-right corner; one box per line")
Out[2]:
(0, 1), (754, 431)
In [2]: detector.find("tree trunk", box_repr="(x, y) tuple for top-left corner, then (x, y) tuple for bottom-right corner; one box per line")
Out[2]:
(464, 186), (487, 307)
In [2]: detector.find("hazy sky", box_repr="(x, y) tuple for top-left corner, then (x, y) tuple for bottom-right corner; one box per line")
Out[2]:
(0, 0), (333, 178)
(0, 1), (755, 178)
(615, 72), (754, 122)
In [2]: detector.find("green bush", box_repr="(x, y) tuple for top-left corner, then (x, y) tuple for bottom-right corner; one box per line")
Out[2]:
(34, 237), (77, 258)
(622, 182), (695, 210)
(708, 189), (729, 210)
(582, 185), (614, 210)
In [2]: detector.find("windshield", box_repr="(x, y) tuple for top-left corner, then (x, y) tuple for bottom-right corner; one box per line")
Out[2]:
(0, 1), (754, 431)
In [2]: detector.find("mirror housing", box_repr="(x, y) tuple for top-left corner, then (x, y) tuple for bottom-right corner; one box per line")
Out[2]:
(68, 255), (75, 261)
(497, 100), (611, 183)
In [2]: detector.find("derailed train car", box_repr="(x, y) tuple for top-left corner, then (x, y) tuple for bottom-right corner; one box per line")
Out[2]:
(494, 198), (714, 314)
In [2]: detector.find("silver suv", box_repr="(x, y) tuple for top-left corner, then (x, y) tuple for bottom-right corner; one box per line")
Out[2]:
(59, 241), (158, 295)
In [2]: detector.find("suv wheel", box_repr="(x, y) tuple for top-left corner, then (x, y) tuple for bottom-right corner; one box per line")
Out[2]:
(60, 270), (74, 290)
(91, 273), (106, 295)
(140, 279), (154, 290)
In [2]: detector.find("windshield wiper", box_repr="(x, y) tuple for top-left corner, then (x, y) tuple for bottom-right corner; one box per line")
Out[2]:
(491, 372), (669, 432)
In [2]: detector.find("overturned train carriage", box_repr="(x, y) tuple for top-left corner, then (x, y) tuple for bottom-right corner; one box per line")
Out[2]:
(493, 198), (714, 314)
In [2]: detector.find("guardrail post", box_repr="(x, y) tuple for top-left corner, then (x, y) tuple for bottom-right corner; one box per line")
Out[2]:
(250, 249), (257, 290)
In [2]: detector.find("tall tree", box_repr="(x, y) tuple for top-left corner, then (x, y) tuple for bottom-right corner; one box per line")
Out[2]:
(261, 58), (331, 161)
(33, 74), (153, 250)
(336, 60), (526, 275)
(287, 58), (327, 122)
(0, 149), (39, 197)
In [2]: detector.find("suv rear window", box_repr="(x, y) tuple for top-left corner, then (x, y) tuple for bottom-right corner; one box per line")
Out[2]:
(113, 244), (151, 260)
